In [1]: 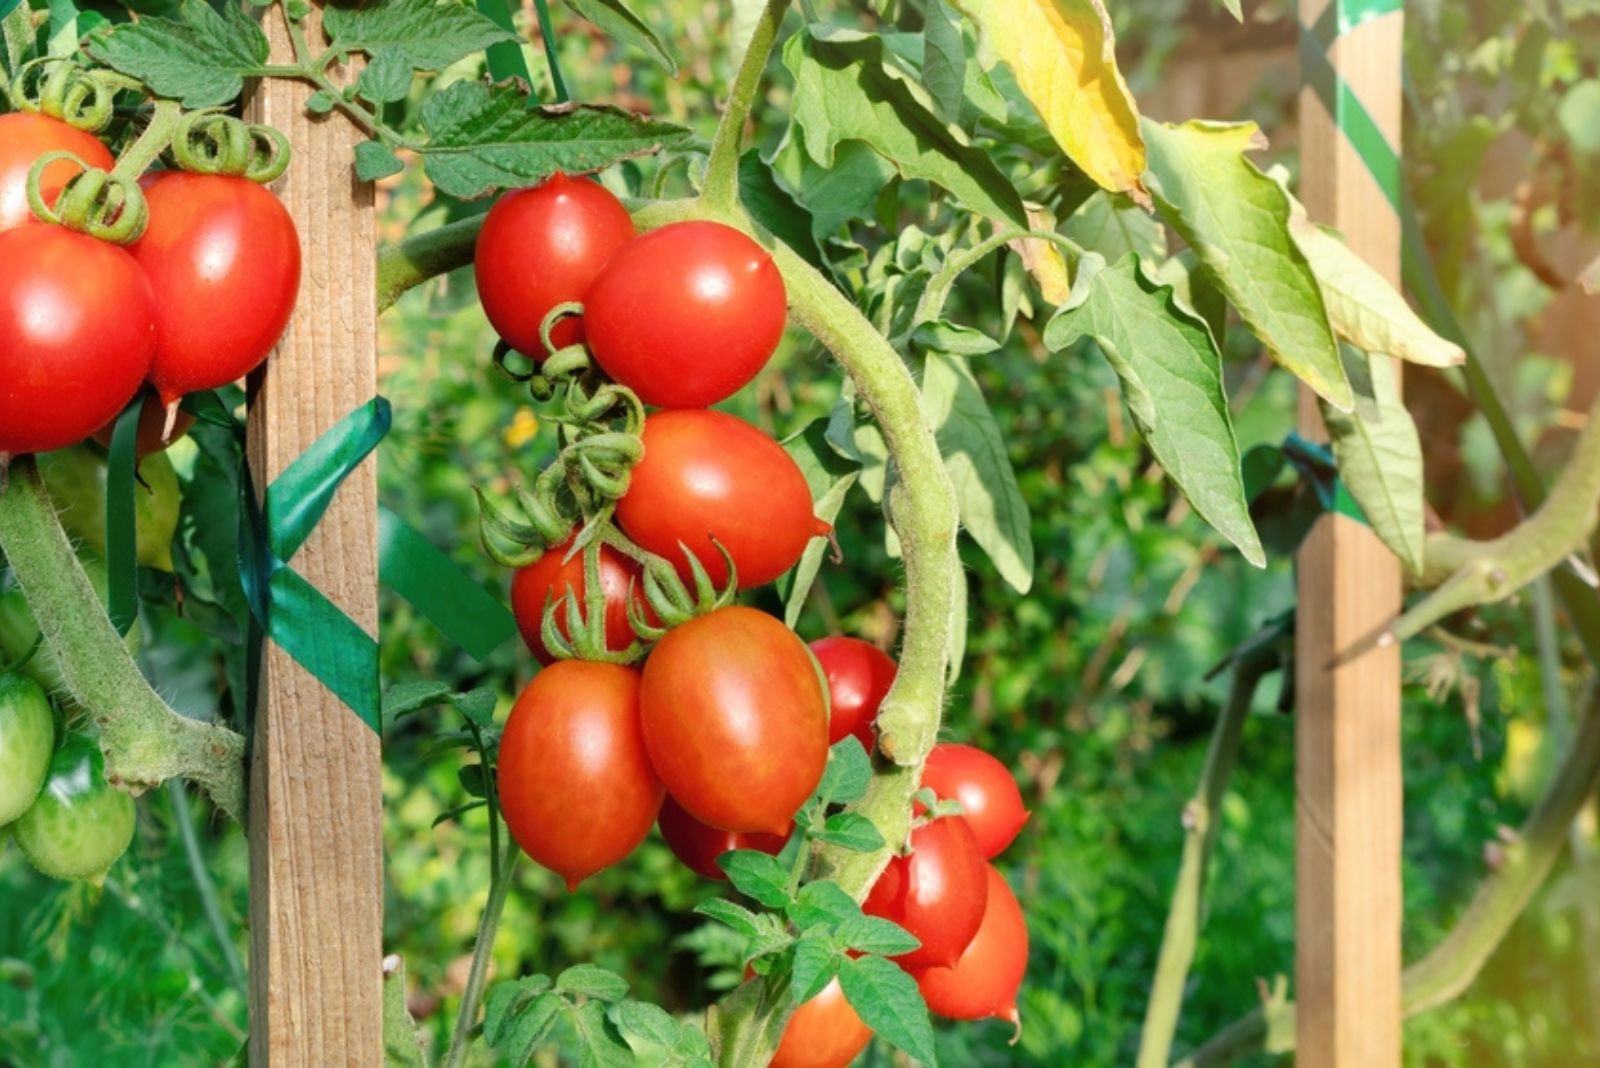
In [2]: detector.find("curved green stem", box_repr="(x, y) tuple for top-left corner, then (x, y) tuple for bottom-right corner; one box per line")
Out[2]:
(0, 460), (245, 822)
(443, 838), (521, 1068)
(377, 215), (485, 312)
(110, 98), (183, 180)
(170, 779), (248, 993)
(701, 0), (791, 210)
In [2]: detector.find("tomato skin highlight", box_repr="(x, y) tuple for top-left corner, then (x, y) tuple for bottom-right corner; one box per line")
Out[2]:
(0, 672), (54, 826)
(771, 976), (874, 1068)
(497, 661), (662, 890)
(15, 733), (137, 881)
(510, 537), (642, 665)
(0, 113), (114, 234)
(0, 224), (156, 456)
(919, 743), (1030, 859)
(810, 637), (897, 748)
(474, 173), (635, 357)
(656, 794), (788, 880)
(616, 410), (824, 590)
(914, 864), (1029, 1025)
(586, 220), (787, 408)
(640, 606), (829, 836)
(132, 172), (301, 405)
(864, 815), (988, 971)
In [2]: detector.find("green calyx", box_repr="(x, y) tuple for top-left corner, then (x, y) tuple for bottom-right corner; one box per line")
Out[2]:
(11, 57), (118, 133)
(25, 152), (149, 244)
(169, 110), (292, 183)
(621, 538), (739, 639)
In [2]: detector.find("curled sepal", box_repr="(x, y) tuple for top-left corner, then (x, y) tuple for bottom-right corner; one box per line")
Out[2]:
(539, 301), (585, 360)
(171, 111), (292, 183)
(11, 58), (116, 133)
(475, 486), (554, 568)
(538, 543), (645, 665)
(26, 154), (148, 243)
(493, 339), (539, 385)
(627, 539), (739, 638)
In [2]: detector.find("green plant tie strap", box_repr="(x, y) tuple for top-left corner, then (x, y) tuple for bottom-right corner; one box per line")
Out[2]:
(378, 505), (517, 662)
(1282, 432), (1367, 525)
(1299, 0), (1403, 215)
(475, 0), (535, 92)
(104, 399), (143, 637)
(0, 0), (19, 21)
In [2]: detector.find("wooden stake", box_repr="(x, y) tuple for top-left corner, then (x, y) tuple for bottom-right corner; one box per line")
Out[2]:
(245, 8), (383, 1063)
(1295, 2), (1404, 1065)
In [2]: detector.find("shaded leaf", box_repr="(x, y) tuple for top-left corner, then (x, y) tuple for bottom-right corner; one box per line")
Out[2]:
(381, 957), (425, 1067)
(556, 964), (630, 1003)
(911, 319), (1001, 355)
(560, 0), (676, 72)
(921, 0), (965, 122)
(85, 0), (268, 107)
(323, 0), (515, 70)
(382, 680), (453, 721)
(780, 418), (863, 626)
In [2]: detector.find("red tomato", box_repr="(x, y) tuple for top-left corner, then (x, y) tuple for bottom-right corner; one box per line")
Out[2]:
(585, 221), (787, 408)
(132, 172), (300, 406)
(616, 410), (826, 590)
(914, 865), (1029, 1025)
(810, 637), (897, 748)
(92, 394), (196, 457)
(497, 661), (663, 890)
(863, 815), (988, 970)
(920, 743), (1030, 859)
(474, 173), (635, 357)
(640, 606), (828, 836)
(0, 113), (114, 233)
(510, 536), (642, 665)
(0, 224), (155, 457)
(771, 976), (874, 1068)
(657, 794), (788, 880)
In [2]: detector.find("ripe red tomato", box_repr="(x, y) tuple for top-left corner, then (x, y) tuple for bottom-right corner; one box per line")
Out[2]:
(657, 794), (788, 880)
(810, 637), (897, 748)
(914, 864), (1029, 1025)
(863, 815), (988, 970)
(616, 410), (826, 590)
(132, 172), (300, 406)
(771, 976), (873, 1068)
(497, 661), (663, 890)
(0, 224), (155, 457)
(475, 173), (635, 357)
(510, 536), (642, 665)
(585, 220), (787, 408)
(0, 113), (114, 233)
(920, 743), (1030, 859)
(640, 606), (828, 835)
(92, 394), (196, 457)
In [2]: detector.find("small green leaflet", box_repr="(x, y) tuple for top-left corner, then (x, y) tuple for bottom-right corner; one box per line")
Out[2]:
(381, 957), (425, 1067)
(834, 915), (921, 956)
(838, 955), (938, 1065)
(419, 83), (692, 199)
(788, 929), (839, 1004)
(570, 1000), (635, 1068)
(739, 150), (829, 274)
(719, 851), (793, 909)
(483, 976), (560, 1064)
(694, 898), (764, 938)
(556, 963), (630, 1002)
(817, 812), (886, 852)
(787, 881), (863, 929)
(355, 140), (406, 182)
(921, 0), (965, 123)
(559, 0), (677, 73)
(1044, 255), (1264, 567)
(323, 0), (515, 71)
(355, 49), (414, 106)
(85, 0), (269, 108)
(815, 736), (873, 805)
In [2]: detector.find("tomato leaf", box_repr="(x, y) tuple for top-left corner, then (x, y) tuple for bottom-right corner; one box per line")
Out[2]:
(694, 898), (765, 938)
(381, 957), (426, 1068)
(558, 0), (677, 73)
(382, 680), (454, 721)
(788, 929), (839, 1004)
(483, 974), (554, 1046)
(817, 812), (886, 853)
(815, 736), (873, 805)
(1044, 254), (1264, 568)
(787, 881), (864, 930)
(430, 799), (486, 828)
(834, 915), (922, 957)
(739, 151), (828, 275)
(609, 999), (680, 1053)
(456, 763), (488, 798)
(838, 955), (938, 1066)
(556, 964), (630, 1003)
(354, 48), (414, 106)
(570, 999), (636, 1067)
(921, 0), (965, 123)
(450, 686), (498, 726)
(418, 83), (692, 199)
(719, 851), (794, 909)
(85, 0), (269, 108)
(323, 0), (515, 71)
(911, 319), (1002, 356)
(354, 140), (405, 182)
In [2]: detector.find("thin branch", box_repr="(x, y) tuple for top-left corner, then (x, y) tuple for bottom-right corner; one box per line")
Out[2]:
(701, 0), (791, 210)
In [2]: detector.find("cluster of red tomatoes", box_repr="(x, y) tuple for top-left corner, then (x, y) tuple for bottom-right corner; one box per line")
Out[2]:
(0, 110), (301, 461)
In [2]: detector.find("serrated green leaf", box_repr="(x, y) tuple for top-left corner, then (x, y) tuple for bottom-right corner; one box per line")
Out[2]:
(356, 48), (414, 105)
(1044, 254), (1264, 567)
(1320, 347), (1425, 575)
(556, 964), (630, 1003)
(838, 956), (937, 1065)
(921, 0), (964, 123)
(85, 0), (268, 107)
(1142, 119), (1350, 410)
(921, 351), (1035, 592)
(307, 88), (339, 114)
(382, 680), (453, 721)
(739, 150), (827, 273)
(694, 898), (765, 938)
(771, 137), (900, 239)
(609, 1000), (679, 1052)
(817, 812), (886, 853)
(451, 686), (498, 726)
(355, 140), (405, 182)
(835, 915), (922, 956)
(483, 975), (554, 1045)
(571, 999), (636, 1068)
(816, 736), (873, 805)
(490, 989), (562, 1064)
(323, 0), (515, 70)
(560, 0), (676, 72)
(911, 319), (1002, 356)
(789, 930), (839, 1004)
(784, 26), (1026, 229)
(1064, 190), (1167, 262)
(382, 957), (425, 1067)
(779, 419), (863, 626)
(419, 83), (692, 199)
(788, 880), (863, 930)
(720, 851), (793, 909)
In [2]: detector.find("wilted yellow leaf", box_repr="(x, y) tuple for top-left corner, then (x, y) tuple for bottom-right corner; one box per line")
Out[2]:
(1008, 204), (1072, 304)
(955, 0), (1148, 202)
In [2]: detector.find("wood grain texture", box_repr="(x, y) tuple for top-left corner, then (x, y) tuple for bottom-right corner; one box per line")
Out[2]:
(244, 7), (383, 1064)
(1295, 3), (1404, 1066)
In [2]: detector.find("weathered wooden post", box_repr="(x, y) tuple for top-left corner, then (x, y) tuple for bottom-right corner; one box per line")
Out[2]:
(245, 6), (384, 1062)
(1295, 0), (1404, 1063)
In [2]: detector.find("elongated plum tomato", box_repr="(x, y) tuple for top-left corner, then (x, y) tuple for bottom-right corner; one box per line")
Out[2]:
(586, 220), (787, 408)
(864, 814), (988, 970)
(771, 976), (874, 1068)
(640, 606), (828, 835)
(132, 172), (301, 406)
(475, 173), (635, 357)
(0, 224), (155, 457)
(810, 637), (897, 748)
(920, 743), (1029, 859)
(511, 537), (642, 665)
(15, 733), (137, 881)
(915, 865), (1029, 1027)
(0, 113), (114, 233)
(0, 672), (54, 826)
(616, 410), (827, 590)
(498, 661), (662, 890)
(657, 795), (787, 881)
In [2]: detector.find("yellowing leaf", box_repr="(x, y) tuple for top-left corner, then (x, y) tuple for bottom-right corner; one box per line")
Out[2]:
(1008, 204), (1072, 304)
(955, 0), (1147, 201)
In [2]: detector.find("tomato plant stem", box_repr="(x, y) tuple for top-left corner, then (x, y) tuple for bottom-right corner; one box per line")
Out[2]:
(701, 0), (791, 210)
(109, 98), (182, 182)
(443, 837), (521, 1068)
(169, 779), (248, 994)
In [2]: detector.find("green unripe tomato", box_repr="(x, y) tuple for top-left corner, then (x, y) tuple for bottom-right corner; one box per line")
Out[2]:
(0, 559), (142, 699)
(38, 445), (180, 572)
(15, 733), (136, 881)
(0, 671), (54, 825)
